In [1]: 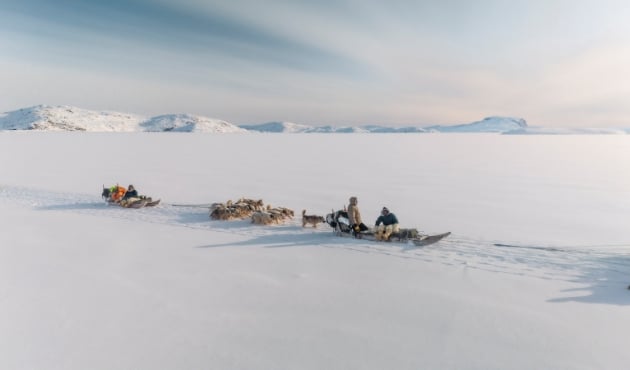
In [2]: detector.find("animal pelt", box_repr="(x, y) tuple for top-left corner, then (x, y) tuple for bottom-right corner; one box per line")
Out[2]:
(250, 206), (295, 225)
(209, 197), (294, 224)
(209, 204), (236, 220)
(209, 197), (265, 220)
(267, 205), (294, 219)
(302, 209), (325, 228)
(251, 211), (278, 225)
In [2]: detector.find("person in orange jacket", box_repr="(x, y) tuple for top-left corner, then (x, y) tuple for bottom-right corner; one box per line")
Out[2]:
(108, 185), (127, 202)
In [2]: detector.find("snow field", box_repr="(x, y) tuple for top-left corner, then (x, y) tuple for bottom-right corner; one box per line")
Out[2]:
(1, 132), (630, 369)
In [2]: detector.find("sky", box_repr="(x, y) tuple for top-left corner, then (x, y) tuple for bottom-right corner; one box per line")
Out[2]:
(1, 0), (630, 127)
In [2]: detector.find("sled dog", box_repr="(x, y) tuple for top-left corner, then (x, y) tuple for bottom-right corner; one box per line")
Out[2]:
(302, 210), (326, 228)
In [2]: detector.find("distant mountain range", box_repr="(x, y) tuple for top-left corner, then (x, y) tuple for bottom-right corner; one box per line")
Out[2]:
(1, 105), (627, 134)
(0, 106), (246, 133)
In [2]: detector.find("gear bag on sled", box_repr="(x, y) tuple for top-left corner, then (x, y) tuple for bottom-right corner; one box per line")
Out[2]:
(326, 209), (352, 233)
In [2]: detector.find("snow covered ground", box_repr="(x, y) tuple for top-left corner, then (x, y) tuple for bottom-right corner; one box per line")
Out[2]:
(1, 132), (629, 370)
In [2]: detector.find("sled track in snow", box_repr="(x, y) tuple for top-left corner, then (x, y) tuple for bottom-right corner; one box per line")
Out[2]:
(2, 186), (630, 287)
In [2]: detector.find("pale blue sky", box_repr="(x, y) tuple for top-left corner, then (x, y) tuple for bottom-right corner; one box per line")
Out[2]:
(1, 0), (630, 126)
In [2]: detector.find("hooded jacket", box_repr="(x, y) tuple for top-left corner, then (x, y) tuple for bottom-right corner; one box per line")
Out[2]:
(347, 196), (362, 225)
(376, 212), (399, 226)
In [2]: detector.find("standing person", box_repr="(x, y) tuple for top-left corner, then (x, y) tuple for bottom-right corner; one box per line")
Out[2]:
(375, 206), (399, 241)
(348, 196), (368, 237)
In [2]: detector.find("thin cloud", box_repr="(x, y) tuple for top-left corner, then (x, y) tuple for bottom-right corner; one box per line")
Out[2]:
(2, 0), (630, 126)
(0, 0), (366, 76)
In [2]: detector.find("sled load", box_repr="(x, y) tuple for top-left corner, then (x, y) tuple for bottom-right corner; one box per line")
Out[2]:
(101, 185), (160, 208)
(325, 209), (450, 247)
(209, 197), (294, 225)
(210, 198), (264, 220)
(250, 206), (295, 225)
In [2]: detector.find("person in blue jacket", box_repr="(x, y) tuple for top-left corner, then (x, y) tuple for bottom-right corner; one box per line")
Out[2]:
(375, 206), (399, 241)
(122, 184), (138, 200)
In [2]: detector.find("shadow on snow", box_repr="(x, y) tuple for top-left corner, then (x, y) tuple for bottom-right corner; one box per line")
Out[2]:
(37, 202), (110, 211)
(548, 254), (630, 306)
(197, 230), (332, 249)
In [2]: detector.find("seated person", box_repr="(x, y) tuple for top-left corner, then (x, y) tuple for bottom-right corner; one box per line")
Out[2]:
(120, 184), (143, 207)
(123, 184), (138, 200)
(108, 185), (127, 202)
(375, 207), (399, 241)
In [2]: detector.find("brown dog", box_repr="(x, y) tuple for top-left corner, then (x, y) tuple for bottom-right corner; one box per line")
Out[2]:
(302, 209), (325, 228)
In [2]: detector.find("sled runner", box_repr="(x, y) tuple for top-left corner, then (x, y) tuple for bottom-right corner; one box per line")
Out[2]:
(326, 209), (450, 247)
(409, 232), (451, 247)
(120, 198), (161, 208)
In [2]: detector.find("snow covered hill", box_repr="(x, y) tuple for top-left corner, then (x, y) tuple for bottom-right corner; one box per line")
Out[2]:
(0, 105), (528, 133)
(141, 114), (246, 133)
(0, 106), (245, 133)
(0, 105), (144, 132)
(360, 125), (427, 133)
(503, 127), (630, 135)
(306, 125), (370, 133)
(428, 116), (528, 133)
(240, 122), (428, 133)
(9, 105), (627, 134)
(239, 121), (315, 133)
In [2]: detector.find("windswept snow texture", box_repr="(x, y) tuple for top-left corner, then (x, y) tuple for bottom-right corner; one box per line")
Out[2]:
(1, 133), (630, 370)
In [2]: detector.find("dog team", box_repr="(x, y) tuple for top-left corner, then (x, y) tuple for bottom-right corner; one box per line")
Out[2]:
(208, 196), (398, 240)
